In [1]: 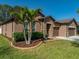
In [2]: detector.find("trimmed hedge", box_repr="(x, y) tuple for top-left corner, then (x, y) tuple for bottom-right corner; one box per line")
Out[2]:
(13, 32), (43, 42)
(13, 32), (25, 42)
(32, 32), (43, 40)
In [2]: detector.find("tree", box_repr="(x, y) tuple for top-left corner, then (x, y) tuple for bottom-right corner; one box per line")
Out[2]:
(35, 16), (47, 40)
(24, 8), (41, 44)
(0, 4), (12, 21)
(10, 6), (29, 44)
(10, 6), (40, 44)
(77, 8), (79, 13)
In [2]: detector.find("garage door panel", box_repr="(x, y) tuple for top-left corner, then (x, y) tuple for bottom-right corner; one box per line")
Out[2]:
(53, 27), (59, 36)
(68, 28), (75, 36)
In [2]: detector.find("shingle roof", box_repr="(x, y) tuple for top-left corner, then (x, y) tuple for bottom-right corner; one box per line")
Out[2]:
(55, 19), (73, 23)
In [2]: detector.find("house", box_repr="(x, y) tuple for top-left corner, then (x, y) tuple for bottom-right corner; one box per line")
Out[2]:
(0, 11), (78, 39)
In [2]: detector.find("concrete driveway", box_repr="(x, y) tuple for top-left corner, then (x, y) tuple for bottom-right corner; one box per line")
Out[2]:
(68, 36), (79, 41)
(55, 36), (79, 41)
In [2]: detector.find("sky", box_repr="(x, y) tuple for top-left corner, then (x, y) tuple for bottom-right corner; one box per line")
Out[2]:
(0, 0), (79, 21)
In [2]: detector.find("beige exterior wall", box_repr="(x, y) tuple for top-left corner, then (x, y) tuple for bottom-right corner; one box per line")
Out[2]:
(35, 22), (42, 32)
(13, 22), (16, 33)
(3, 24), (6, 36)
(15, 23), (23, 32)
(2, 21), (24, 38)
(6, 22), (13, 38)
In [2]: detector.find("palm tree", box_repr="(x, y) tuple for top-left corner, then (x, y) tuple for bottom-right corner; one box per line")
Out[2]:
(35, 16), (47, 40)
(77, 8), (79, 13)
(24, 8), (41, 44)
(11, 6), (29, 44)
(10, 6), (40, 44)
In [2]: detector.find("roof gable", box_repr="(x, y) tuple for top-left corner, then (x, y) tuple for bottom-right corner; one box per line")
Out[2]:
(35, 11), (45, 17)
(55, 18), (77, 25)
(45, 16), (55, 22)
(69, 18), (77, 26)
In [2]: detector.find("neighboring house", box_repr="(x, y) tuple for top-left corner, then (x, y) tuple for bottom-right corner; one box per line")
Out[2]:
(0, 11), (78, 39)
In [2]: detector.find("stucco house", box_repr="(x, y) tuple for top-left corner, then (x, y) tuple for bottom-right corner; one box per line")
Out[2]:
(0, 11), (78, 39)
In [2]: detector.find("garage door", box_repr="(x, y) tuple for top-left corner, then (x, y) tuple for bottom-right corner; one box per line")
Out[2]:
(68, 28), (75, 36)
(53, 27), (59, 36)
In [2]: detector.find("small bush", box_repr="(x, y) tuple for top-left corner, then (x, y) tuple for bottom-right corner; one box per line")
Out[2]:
(13, 32), (25, 42)
(13, 32), (43, 42)
(32, 32), (43, 40)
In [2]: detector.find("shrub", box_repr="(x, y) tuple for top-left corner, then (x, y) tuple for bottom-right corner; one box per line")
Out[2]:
(13, 32), (25, 42)
(13, 32), (43, 42)
(32, 32), (43, 40)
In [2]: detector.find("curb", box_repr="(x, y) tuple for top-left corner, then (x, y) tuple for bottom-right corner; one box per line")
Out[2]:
(10, 41), (42, 50)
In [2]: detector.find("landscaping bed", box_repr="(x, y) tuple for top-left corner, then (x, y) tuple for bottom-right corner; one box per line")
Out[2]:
(2, 34), (43, 48)
(10, 32), (43, 48)
(12, 39), (42, 48)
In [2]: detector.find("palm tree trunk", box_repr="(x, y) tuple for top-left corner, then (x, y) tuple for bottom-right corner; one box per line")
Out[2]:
(43, 22), (45, 39)
(43, 21), (47, 40)
(27, 22), (32, 44)
(23, 25), (28, 44)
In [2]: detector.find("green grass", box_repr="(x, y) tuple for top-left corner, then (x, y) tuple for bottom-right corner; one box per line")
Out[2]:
(0, 35), (79, 59)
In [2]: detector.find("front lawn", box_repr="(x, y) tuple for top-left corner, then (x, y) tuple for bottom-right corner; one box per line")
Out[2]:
(0, 35), (79, 59)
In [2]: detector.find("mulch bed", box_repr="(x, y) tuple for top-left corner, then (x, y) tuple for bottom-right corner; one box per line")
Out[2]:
(13, 39), (42, 48)
(2, 35), (43, 48)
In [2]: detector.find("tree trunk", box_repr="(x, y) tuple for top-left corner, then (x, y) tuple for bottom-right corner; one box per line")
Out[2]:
(23, 25), (28, 44)
(42, 22), (45, 38)
(43, 21), (47, 40)
(27, 22), (32, 44)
